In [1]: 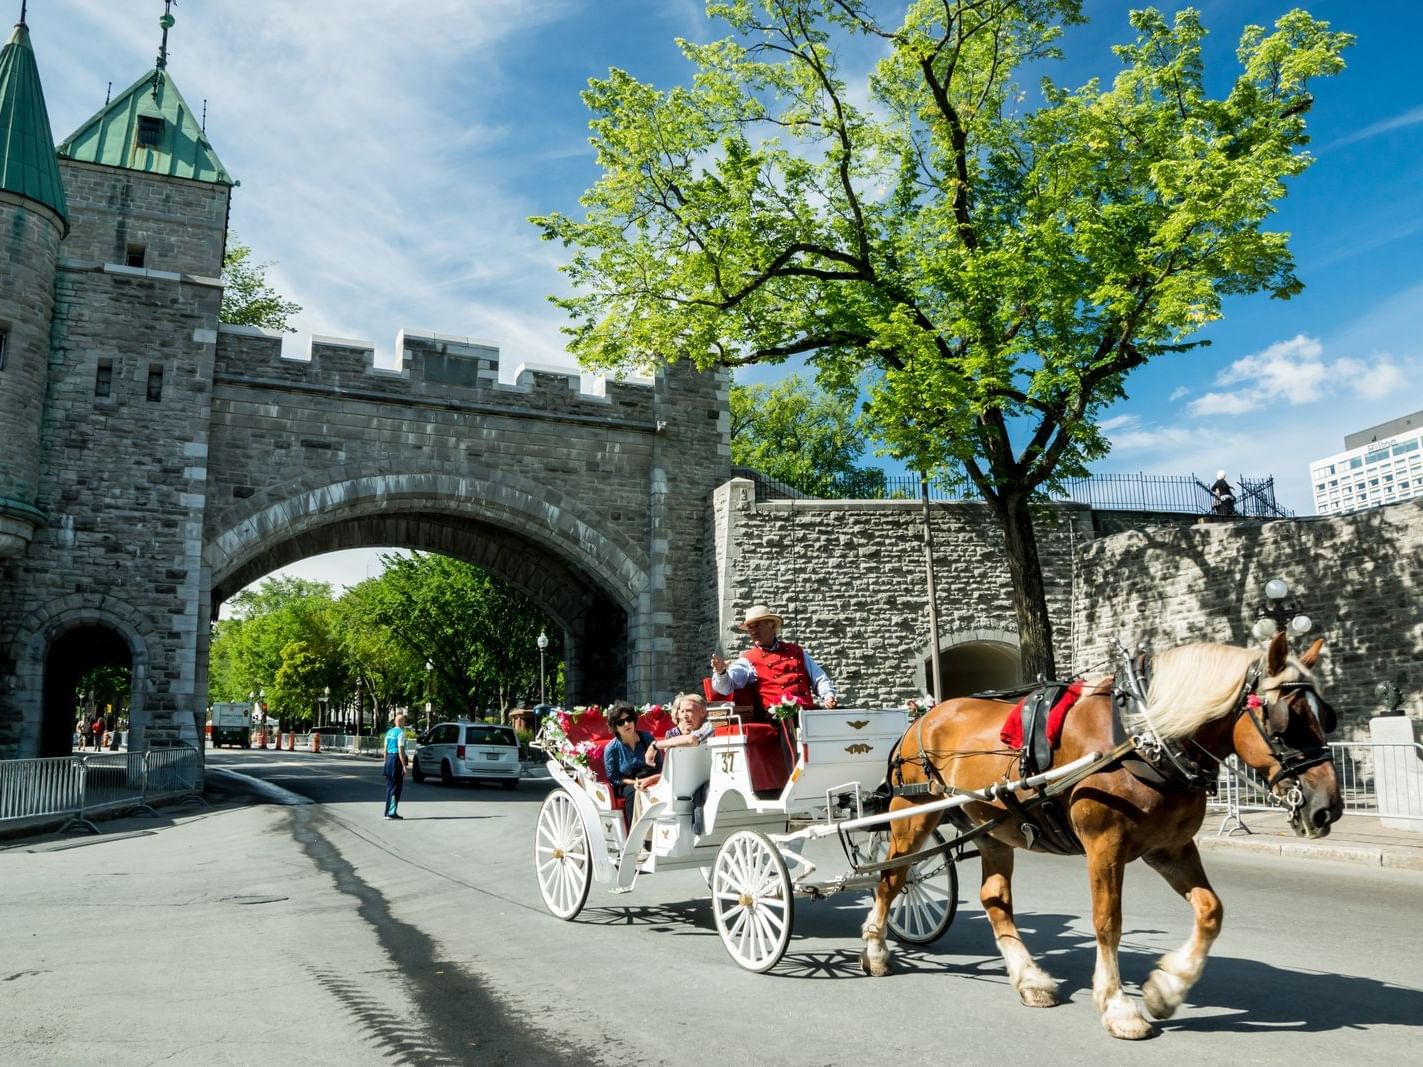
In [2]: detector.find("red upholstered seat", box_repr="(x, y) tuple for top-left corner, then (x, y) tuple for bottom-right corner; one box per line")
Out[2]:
(713, 721), (793, 793)
(637, 705), (675, 739)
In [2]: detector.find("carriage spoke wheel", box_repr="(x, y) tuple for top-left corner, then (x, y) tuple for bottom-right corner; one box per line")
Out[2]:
(711, 830), (794, 972)
(534, 790), (592, 920)
(866, 829), (958, 945)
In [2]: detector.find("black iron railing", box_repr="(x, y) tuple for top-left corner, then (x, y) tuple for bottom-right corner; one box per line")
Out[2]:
(733, 467), (1293, 518)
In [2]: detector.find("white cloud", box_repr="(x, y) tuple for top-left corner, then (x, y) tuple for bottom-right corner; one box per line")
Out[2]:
(1186, 334), (1413, 416)
(1168, 386), (1188, 402)
(1327, 103), (1423, 150)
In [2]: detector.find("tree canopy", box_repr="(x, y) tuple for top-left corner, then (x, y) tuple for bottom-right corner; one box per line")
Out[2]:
(209, 557), (559, 730)
(220, 236), (303, 332)
(731, 375), (887, 497)
(533, 0), (1351, 679)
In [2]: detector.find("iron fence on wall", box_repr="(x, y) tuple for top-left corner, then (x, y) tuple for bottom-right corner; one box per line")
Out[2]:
(735, 467), (1292, 518)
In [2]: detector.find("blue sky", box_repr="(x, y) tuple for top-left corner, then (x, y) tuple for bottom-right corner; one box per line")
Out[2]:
(23, 1), (1421, 593)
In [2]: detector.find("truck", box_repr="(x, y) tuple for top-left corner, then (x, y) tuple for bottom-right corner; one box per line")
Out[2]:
(211, 702), (253, 749)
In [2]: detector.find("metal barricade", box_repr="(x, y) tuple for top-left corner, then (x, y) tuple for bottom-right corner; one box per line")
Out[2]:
(1209, 741), (1423, 834)
(1, 745), (207, 836)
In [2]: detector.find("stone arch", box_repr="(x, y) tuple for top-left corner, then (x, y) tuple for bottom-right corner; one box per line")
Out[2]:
(919, 627), (1023, 699)
(6, 596), (154, 759)
(204, 469), (653, 701)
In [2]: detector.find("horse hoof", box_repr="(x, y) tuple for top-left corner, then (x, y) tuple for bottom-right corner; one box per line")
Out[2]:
(1019, 986), (1059, 1008)
(1103, 1013), (1156, 1041)
(1098, 1018), (1155, 1047)
(860, 950), (890, 977)
(1142, 972), (1183, 1020)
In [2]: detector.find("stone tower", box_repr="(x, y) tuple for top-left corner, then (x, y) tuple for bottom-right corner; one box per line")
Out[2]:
(0, 9), (234, 756)
(0, 15), (67, 559)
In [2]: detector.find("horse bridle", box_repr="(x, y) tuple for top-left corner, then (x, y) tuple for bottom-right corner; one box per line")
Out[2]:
(1237, 662), (1336, 792)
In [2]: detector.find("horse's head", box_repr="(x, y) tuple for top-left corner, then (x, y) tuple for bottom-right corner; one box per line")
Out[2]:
(1231, 632), (1342, 838)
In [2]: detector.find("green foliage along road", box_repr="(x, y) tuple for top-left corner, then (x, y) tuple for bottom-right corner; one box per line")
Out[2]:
(209, 555), (559, 731)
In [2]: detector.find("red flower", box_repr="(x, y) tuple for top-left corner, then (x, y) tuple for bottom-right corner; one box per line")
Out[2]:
(1246, 694), (1263, 710)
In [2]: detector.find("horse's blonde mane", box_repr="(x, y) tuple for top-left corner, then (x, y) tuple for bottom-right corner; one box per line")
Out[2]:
(1135, 643), (1262, 740)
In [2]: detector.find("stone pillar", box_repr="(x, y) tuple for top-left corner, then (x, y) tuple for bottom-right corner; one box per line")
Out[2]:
(1369, 715), (1423, 832)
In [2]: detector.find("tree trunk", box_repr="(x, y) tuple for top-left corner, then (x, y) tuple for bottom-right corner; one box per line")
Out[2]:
(992, 490), (1058, 683)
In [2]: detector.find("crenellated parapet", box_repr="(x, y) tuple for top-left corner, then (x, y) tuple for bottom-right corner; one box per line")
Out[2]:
(214, 326), (658, 424)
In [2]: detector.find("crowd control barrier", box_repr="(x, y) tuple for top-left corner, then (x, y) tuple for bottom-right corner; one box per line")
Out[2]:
(0, 745), (206, 836)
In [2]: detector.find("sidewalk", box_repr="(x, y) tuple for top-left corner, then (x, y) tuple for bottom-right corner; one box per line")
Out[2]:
(1196, 810), (1423, 871)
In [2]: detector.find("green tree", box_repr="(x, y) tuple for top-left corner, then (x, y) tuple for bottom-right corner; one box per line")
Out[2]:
(533, 1), (1350, 679)
(209, 577), (339, 726)
(731, 375), (887, 497)
(358, 553), (557, 718)
(220, 236), (302, 332)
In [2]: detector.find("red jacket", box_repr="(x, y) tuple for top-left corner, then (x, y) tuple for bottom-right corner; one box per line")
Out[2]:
(744, 641), (816, 708)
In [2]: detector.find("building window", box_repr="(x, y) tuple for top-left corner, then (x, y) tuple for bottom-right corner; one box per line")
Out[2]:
(125, 244), (146, 268)
(136, 115), (164, 148)
(95, 360), (113, 398)
(0, 328), (7, 371)
(146, 366), (163, 402)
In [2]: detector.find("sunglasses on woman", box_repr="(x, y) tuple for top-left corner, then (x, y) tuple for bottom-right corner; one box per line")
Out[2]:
(614, 718), (636, 728)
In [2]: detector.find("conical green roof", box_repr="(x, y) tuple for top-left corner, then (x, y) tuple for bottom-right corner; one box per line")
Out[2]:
(0, 21), (67, 225)
(58, 67), (233, 185)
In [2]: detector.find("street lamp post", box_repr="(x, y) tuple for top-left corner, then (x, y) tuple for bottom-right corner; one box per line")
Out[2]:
(319, 685), (330, 729)
(425, 660), (433, 732)
(536, 630), (549, 706)
(1250, 577), (1312, 643)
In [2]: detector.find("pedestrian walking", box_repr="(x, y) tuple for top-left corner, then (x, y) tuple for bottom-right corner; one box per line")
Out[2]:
(383, 713), (410, 820)
(91, 715), (105, 751)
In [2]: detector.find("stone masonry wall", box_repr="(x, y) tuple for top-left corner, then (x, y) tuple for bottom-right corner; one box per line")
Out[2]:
(56, 160), (227, 277)
(1070, 497), (1423, 735)
(206, 330), (727, 703)
(0, 263), (220, 755)
(0, 196), (62, 514)
(712, 478), (1092, 707)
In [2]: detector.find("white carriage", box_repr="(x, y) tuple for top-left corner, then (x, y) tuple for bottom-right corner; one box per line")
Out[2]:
(532, 705), (961, 972)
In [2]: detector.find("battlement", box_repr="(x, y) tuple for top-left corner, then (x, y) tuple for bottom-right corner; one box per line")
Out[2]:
(214, 325), (657, 423)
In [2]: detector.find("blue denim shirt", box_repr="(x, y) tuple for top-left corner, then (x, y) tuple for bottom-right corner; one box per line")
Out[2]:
(603, 731), (655, 789)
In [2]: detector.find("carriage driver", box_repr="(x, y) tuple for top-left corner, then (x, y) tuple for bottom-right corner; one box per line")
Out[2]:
(709, 604), (839, 710)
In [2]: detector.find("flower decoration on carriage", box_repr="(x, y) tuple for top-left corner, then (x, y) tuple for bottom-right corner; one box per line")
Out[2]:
(1246, 694), (1264, 710)
(768, 694), (805, 721)
(906, 695), (935, 720)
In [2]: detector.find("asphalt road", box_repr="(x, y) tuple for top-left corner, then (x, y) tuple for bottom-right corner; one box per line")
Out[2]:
(2, 749), (1420, 1066)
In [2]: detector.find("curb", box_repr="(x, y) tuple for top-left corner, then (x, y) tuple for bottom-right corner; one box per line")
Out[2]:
(1196, 832), (1423, 871)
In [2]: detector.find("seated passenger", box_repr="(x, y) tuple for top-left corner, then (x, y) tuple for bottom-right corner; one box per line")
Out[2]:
(652, 692), (715, 752)
(602, 703), (658, 824)
(709, 604), (839, 712)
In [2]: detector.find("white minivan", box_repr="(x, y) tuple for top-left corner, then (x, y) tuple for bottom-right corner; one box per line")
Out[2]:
(412, 721), (520, 789)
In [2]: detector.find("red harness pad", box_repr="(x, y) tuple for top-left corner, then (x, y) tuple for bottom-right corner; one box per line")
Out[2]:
(1000, 681), (1083, 749)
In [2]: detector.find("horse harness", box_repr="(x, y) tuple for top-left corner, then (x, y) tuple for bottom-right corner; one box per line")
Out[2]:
(879, 651), (1336, 859)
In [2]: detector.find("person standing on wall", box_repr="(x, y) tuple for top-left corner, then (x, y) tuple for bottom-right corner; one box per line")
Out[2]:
(1211, 470), (1236, 517)
(383, 713), (411, 821)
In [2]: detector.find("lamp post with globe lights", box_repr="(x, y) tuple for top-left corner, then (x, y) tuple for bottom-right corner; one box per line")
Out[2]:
(537, 630), (549, 706)
(425, 660), (434, 732)
(1250, 577), (1313, 643)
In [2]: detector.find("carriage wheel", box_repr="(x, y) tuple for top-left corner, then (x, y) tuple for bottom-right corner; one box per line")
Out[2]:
(711, 830), (795, 973)
(866, 828), (958, 945)
(534, 790), (592, 920)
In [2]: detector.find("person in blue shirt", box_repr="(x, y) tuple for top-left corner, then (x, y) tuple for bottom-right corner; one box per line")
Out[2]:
(602, 703), (657, 826)
(383, 712), (410, 820)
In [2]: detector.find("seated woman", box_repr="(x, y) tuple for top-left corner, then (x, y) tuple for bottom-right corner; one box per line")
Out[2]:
(602, 703), (659, 825)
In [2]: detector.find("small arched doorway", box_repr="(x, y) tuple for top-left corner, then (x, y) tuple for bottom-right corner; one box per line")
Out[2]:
(921, 629), (1023, 699)
(42, 625), (132, 757)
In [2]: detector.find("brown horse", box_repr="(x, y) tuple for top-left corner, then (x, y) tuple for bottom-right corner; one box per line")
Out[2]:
(860, 632), (1341, 1040)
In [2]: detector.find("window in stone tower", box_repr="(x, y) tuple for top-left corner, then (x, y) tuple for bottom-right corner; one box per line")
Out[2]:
(126, 244), (146, 268)
(136, 115), (164, 148)
(95, 360), (113, 398)
(147, 366), (163, 402)
(0, 329), (7, 371)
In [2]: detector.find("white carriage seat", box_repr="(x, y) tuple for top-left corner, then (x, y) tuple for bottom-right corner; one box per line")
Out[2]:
(647, 745), (713, 813)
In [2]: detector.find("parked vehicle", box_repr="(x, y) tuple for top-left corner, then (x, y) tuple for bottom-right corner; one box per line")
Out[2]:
(412, 721), (520, 788)
(210, 702), (252, 749)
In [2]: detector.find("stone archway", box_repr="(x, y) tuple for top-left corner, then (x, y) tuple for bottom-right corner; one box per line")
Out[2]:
(204, 470), (653, 702)
(7, 597), (153, 759)
(920, 627), (1023, 699)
